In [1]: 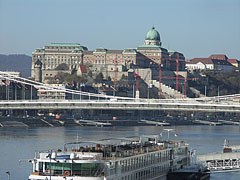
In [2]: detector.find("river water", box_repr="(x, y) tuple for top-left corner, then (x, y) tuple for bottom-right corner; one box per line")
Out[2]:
(0, 125), (240, 179)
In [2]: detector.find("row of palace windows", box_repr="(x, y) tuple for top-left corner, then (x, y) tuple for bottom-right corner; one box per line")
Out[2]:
(33, 55), (80, 59)
(93, 56), (135, 60)
(34, 55), (135, 62)
(45, 46), (78, 49)
(45, 56), (79, 60)
(92, 60), (128, 64)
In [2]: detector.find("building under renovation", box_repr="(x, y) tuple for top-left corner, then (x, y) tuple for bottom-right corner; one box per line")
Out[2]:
(32, 27), (186, 98)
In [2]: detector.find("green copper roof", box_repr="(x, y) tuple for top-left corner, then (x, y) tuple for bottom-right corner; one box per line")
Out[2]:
(145, 27), (160, 41)
(47, 43), (81, 47)
(44, 43), (88, 50)
(95, 47), (107, 51)
(72, 48), (83, 53)
(123, 48), (137, 54)
(138, 44), (161, 48)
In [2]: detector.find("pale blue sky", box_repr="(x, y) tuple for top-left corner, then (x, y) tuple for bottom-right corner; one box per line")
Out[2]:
(0, 0), (239, 59)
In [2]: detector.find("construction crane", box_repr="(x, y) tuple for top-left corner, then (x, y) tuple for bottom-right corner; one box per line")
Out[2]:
(159, 57), (162, 98)
(114, 54), (118, 93)
(136, 68), (140, 92)
(176, 53), (179, 91)
(133, 68), (140, 98)
(158, 53), (188, 98)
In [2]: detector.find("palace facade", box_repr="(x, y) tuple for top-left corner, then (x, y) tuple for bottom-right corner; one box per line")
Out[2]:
(32, 27), (185, 82)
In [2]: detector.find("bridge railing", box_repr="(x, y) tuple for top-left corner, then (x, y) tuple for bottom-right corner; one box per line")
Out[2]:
(1, 71), (240, 105)
(0, 98), (236, 106)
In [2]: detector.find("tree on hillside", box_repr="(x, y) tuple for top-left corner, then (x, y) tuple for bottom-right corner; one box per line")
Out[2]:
(55, 63), (69, 70)
(64, 74), (88, 84)
(71, 68), (77, 75)
(95, 72), (104, 83)
(188, 70), (240, 97)
(55, 72), (69, 83)
(107, 76), (112, 81)
(88, 70), (93, 78)
(121, 74), (128, 81)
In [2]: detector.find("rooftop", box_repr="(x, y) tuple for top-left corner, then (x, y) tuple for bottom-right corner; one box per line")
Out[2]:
(228, 58), (239, 63)
(47, 43), (82, 47)
(138, 44), (161, 48)
(209, 54), (228, 61)
(36, 135), (187, 161)
(145, 27), (160, 41)
(188, 58), (233, 66)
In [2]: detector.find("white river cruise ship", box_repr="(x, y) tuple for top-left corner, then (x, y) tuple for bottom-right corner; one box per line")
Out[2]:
(28, 135), (189, 180)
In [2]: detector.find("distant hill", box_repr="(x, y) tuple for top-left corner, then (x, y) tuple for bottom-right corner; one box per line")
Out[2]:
(0, 54), (32, 77)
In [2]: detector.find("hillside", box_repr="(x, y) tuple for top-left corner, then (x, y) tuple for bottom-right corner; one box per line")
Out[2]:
(0, 54), (32, 77)
(188, 70), (240, 97)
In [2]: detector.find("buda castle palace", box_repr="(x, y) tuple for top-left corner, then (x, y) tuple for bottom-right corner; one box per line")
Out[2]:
(32, 27), (186, 97)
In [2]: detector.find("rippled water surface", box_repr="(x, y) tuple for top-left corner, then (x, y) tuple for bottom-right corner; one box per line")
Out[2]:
(0, 125), (240, 179)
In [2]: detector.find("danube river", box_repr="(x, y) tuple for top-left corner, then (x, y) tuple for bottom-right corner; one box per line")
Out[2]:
(0, 125), (240, 179)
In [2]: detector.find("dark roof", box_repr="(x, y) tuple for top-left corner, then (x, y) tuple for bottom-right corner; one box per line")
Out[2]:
(212, 59), (232, 66)
(83, 51), (93, 55)
(35, 59), (42, 65)
(107, 50), (123, 54)
(100, 86), (114, 92)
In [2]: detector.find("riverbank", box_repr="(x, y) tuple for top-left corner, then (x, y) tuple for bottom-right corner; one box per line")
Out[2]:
(1, 115), (239, 127)
(0, 116), (197, 127)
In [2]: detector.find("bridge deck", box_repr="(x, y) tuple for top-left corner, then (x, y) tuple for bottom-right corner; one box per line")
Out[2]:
(0, 100), (240, 112)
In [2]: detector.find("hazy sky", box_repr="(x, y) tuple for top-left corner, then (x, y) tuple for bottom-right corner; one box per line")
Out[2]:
(0, 0), (239, 59)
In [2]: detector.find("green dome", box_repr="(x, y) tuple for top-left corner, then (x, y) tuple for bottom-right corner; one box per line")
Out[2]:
(145, 27), (160, 41)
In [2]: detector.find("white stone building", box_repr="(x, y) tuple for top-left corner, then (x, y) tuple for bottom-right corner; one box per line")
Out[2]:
(186, 56), (234, 72)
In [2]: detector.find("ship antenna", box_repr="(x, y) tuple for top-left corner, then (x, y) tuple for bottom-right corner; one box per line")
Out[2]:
(223, 139), (229, 147)
(77, 133), (79, 149)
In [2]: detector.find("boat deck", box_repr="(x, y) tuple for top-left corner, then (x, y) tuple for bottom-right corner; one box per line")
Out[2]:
(38, 139), (187, 161)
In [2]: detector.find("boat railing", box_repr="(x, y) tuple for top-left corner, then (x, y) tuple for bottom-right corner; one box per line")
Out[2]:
(100, 144), (168, 160)
(36, 141), (187, 161)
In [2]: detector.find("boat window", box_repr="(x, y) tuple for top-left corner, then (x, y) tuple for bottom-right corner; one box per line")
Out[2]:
(63, 163), (71, 171)
(149, 138), (155, 142)
(39, 162), (43, 172)
(42, 162), (104, 177)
